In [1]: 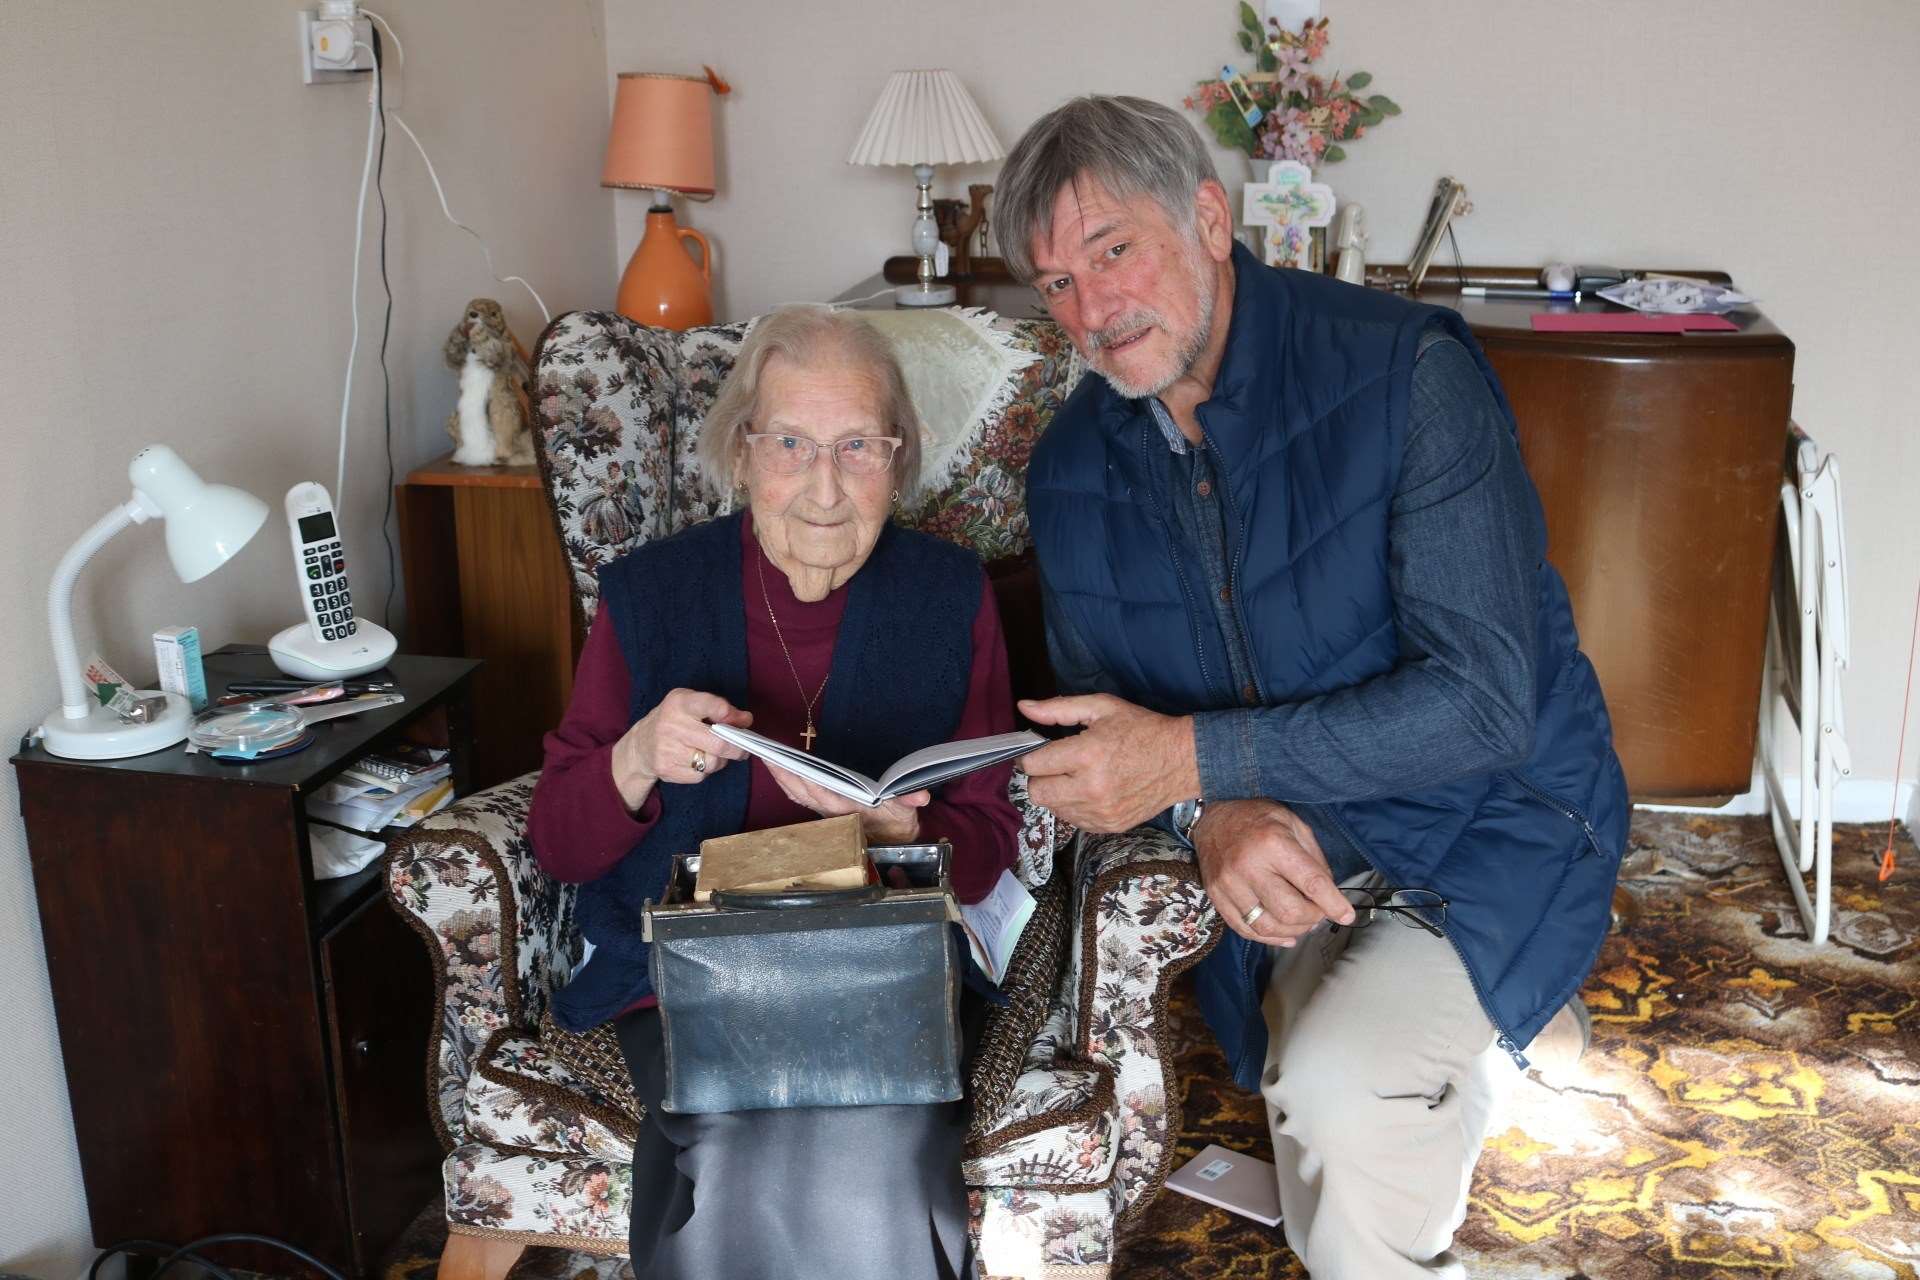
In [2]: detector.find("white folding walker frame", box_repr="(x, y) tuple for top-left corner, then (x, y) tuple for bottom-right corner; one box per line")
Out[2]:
(1758, 426), (1850, 945)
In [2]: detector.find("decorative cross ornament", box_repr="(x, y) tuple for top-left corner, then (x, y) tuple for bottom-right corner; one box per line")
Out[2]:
(1242, 160), (1335, 271)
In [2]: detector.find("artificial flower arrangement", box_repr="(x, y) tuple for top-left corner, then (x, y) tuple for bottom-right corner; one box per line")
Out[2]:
(1186, 5), (1401, 167)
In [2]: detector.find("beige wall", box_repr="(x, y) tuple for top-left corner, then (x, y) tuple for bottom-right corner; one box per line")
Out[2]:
(0, 3), (612, 1273)
(609, 0), (1920, 793)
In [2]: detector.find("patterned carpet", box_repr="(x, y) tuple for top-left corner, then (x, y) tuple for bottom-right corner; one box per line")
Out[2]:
(383, 813), (1919, 1280)
(1120, 813), (1920, 1280)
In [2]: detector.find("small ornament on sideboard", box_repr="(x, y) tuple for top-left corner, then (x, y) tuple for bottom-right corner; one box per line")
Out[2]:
(1243, 160), (1334, 271)
(443, 298), (533, 467)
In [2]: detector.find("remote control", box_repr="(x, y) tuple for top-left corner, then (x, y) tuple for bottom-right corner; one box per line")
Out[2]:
(285, 482), (357, 644)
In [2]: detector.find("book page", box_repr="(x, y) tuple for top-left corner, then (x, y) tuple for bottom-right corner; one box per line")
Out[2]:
(874, 731), (1046, 799)
(708, 724), (882, 805)
(954, 868), (1036, 985)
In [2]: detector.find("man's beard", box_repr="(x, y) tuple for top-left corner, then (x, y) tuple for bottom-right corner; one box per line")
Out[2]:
(1086, 245), (1217, 400)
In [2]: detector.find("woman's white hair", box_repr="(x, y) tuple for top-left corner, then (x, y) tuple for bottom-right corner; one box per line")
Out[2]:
(699, 305), (925, 502)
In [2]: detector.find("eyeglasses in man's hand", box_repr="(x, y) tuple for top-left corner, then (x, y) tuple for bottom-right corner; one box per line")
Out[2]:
(1328, 886), (1448, 938)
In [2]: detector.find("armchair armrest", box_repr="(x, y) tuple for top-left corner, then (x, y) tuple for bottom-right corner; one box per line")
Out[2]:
(967, 829), (1221, 1224)
(386, 773), (583, 1150)
(1071, 829), (1220, 1220)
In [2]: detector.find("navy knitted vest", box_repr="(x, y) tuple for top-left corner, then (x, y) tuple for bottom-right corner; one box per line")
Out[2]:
(551, 511), (982, 1031)
(1027, 245), (1629, 1082)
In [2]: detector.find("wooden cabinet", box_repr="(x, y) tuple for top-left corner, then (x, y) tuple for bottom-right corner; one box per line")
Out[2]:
(12, 651), (477, 1278)
(1470, 304), (1794, 799)
(396, 454), (581, 790)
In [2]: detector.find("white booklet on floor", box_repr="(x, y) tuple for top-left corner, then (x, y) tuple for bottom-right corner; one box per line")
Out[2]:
(1166, 1144), (1283, 1227)
(708, 725), (1044, 808)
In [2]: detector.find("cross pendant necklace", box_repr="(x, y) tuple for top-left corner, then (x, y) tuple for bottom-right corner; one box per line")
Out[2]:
(756, 546), (831, 754)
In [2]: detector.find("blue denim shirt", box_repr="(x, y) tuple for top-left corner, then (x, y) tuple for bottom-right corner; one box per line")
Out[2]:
(1040, 327), (1539, 876)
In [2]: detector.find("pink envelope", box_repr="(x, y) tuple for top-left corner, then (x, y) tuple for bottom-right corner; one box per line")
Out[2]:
(1530, 312), (1740, 333)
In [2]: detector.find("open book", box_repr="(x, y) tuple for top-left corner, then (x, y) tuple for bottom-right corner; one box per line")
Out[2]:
(709, 725), (1044, 808)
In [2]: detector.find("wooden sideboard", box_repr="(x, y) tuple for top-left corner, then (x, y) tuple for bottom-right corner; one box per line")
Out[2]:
(846, 260), (1793, 801)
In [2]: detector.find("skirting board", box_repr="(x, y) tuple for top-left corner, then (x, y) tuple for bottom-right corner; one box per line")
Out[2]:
(1638, 768), (1916, 839)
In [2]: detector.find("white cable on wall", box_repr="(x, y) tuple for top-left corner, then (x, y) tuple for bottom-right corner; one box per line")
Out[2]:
(360, 8), (403, 68)
(387, 115), (550, 324)
(331, 10), (547, 524)
(364, 7), (548, 324)
(335, 40), (382, 505)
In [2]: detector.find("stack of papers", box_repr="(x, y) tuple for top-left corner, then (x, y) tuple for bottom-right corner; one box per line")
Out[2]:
(339, 745), (450, 793)
(308, 770), (453, 833)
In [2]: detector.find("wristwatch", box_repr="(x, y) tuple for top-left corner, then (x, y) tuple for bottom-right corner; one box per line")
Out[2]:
(1173, 796), (1206, 845)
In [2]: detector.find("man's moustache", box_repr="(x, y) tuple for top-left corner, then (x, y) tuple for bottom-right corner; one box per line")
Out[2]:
(1088, 313), (1163, 352)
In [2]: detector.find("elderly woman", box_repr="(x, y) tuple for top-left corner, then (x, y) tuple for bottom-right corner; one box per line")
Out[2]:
(527, 305), (1017, 1280)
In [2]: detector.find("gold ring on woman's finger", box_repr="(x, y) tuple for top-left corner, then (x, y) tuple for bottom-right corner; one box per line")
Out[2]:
(691, 750), (707, 774)
(1243, 903), (1266, 927)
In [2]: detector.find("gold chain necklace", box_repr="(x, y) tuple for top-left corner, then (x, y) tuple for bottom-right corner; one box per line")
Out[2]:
(755, 546), (832, 752)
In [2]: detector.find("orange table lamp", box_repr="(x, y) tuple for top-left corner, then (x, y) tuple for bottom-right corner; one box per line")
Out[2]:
(603, 70), (726, 330)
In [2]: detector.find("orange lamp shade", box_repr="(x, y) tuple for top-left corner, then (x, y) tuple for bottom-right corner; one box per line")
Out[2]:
(602, 72), (715, 196)
(604, 71), (720, 330)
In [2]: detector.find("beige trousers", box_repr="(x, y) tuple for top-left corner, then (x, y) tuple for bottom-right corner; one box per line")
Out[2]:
(1259, 905), (1506, 1279)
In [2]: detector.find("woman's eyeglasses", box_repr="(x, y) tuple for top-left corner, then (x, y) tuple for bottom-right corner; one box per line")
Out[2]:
(743, 431), (902, 477)
(1330, 886), (1448, 938)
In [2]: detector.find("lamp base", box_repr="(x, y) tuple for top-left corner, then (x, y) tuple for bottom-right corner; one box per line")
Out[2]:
(269, 619), (398, 680)
(40, 691), (192, 760)
(896, 283), (957, 308)
(617, 207), (714, 330)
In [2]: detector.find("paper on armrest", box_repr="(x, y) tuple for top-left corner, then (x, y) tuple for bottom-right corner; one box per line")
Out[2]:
(955, 868), (1035, 985)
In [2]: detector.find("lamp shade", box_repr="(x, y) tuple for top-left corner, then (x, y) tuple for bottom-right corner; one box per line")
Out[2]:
(128, 445), (269, 583)
(847, 70), (1004, 167)
(602, 72), (716, 195)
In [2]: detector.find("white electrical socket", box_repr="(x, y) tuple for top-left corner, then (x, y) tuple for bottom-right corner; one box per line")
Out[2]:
(299, 9), (375, 84)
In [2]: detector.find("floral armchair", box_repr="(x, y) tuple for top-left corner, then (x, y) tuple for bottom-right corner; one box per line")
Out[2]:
(386, 308), (1222, 1280)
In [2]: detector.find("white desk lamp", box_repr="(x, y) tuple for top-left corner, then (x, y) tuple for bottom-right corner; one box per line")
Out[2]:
(847, 69), (1004, 308)
(40, 445), (268, 759)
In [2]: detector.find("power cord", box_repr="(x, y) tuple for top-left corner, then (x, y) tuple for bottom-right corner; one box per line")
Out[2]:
(90, 1235), (345, 1280)
(386, 110), (551, 323)
(371, 26), (399, 631)
(360, 11), (548, 324)
(334, 39), (383, 507)
(325, 8), (548, 632)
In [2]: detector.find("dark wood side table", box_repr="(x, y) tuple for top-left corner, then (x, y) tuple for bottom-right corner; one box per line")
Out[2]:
(395, 454), (580, 790)
(841, 260), (1794, 801)
(12, 649), (478, 1278)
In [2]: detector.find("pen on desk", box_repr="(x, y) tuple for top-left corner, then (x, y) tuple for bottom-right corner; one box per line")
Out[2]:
(229, 676), (395, 689)
(224, 679), (394, 696)
(1461, 286), (1581, 301)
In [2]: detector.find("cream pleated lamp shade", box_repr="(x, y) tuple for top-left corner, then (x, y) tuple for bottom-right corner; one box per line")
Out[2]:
(846, 69), (1004, 167)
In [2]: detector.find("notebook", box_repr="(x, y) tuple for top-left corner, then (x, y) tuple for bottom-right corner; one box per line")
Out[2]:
(1165, 1144), (1283, 1227)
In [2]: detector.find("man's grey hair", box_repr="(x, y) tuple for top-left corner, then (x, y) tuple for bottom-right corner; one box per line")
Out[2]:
(700, 304), (925, 501)
(995, 95), (1220, 284)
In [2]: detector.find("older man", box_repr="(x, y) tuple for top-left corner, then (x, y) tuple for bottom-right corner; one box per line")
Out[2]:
(1003, 96), (1627, 1278)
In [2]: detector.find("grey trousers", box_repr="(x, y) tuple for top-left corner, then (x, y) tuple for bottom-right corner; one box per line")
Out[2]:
(614, 1008), (969, 1280)
(1260, 904), (1507, 1279)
